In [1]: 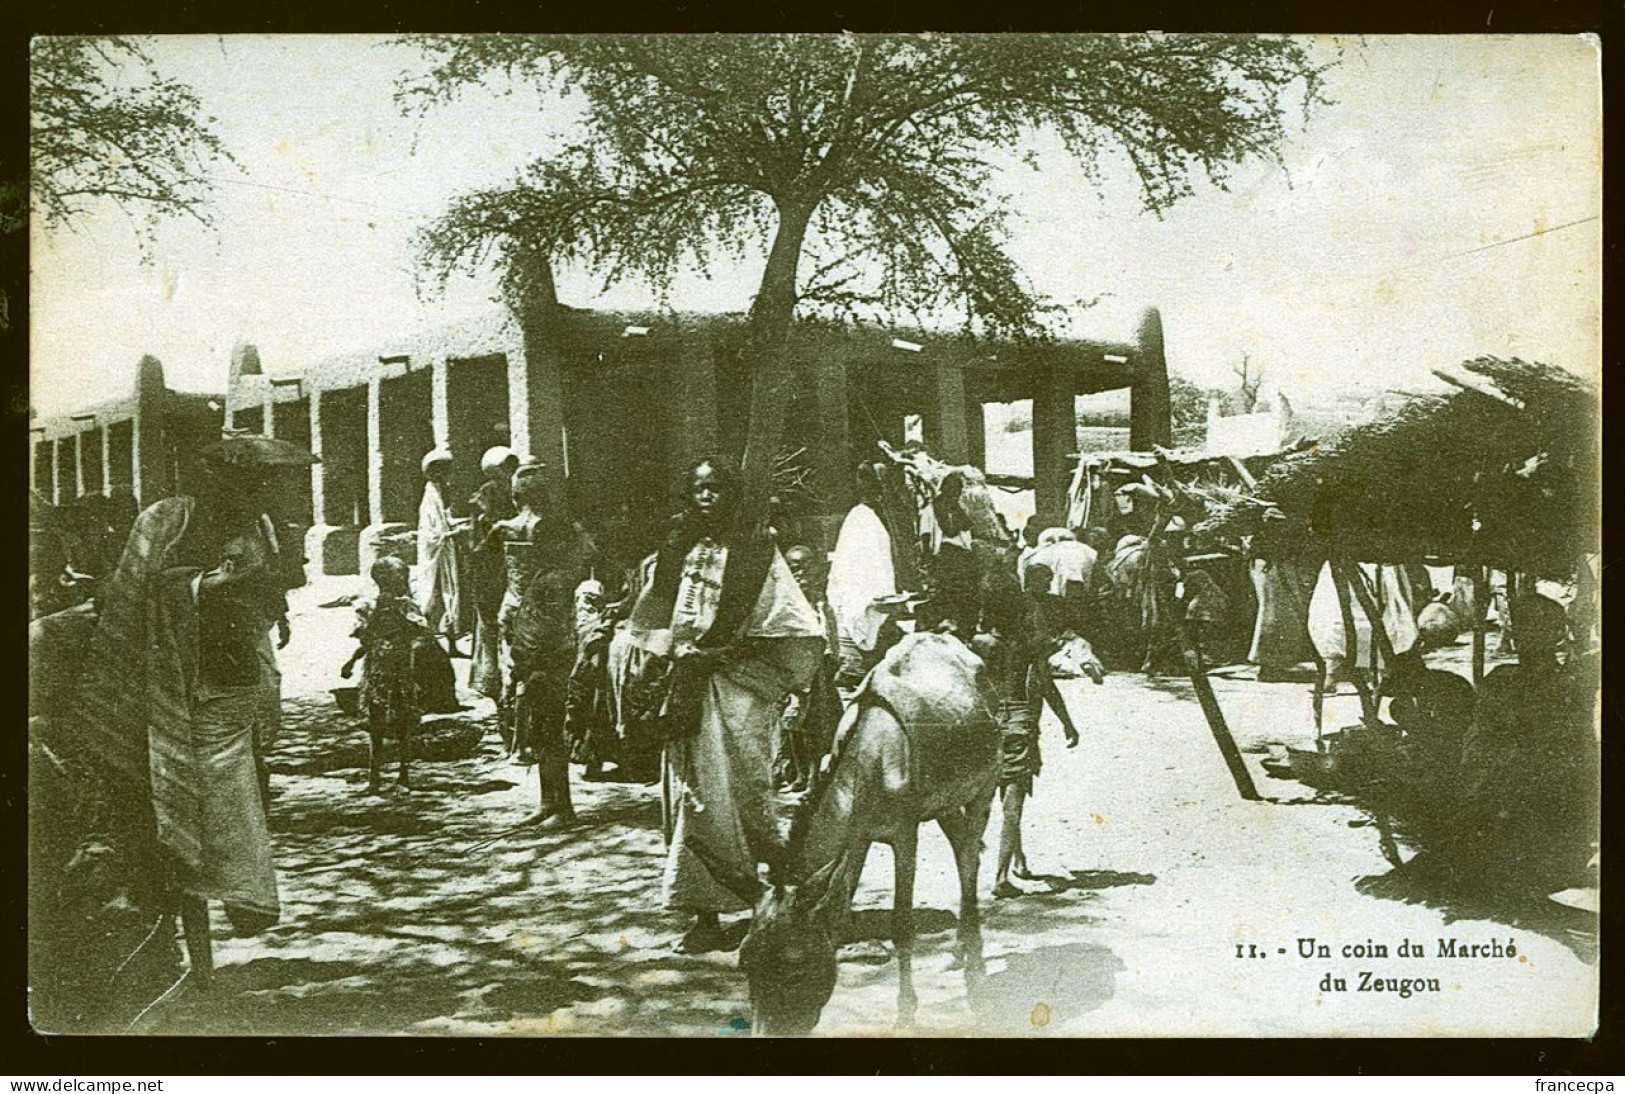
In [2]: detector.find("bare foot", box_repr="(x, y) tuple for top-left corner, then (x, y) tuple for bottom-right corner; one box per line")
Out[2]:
(994, 879), (1045, 899)
(505, 807), (575, 832)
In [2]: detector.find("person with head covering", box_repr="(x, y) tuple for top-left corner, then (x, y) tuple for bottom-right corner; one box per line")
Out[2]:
(1024, 526), (1100, 638)
(920, 470), (980, 636)
(826, 462), (900, 687)
(467, 446), (520, 702)
(1246, 511), (1320, 683)
(624, 456), (825, 953)
(68, 439), (307, 1001)
(1015, 521), (1043, 586)
(412, 447), (471, 658)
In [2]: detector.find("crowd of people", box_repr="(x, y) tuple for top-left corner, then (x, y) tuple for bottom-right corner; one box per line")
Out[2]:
(365, 449), (1118, 944)
(26, 431), (1600, 1028)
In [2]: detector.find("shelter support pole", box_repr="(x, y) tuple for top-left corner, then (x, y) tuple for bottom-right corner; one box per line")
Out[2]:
(1298, 556), (1329, 741)
(1177, 617), (1262, 801)
(1331, 560), (1379, 725)
(1472, 566), (1489, 686)
(1312, 654), (1327, 741)
(1345, 564), (1398, 668)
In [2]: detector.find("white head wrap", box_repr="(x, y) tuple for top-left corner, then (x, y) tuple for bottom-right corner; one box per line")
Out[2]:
(480, 445), (517, 475)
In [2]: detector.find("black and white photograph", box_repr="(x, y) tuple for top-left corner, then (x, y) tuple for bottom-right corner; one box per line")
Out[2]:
(25, 31), (1601, 1040)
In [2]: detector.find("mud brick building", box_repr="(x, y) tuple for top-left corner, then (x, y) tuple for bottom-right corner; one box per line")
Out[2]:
(30, 355), (225, 513)
(35, 301), (1172, 576)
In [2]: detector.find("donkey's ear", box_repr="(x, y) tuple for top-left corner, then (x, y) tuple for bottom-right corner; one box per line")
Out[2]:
(803, 855), (850, 920)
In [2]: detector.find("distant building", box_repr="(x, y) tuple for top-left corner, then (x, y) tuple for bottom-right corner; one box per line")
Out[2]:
(37, 301), (1175, 575)
(29, 356), (224, 511)
(1205, 378), (1293, 458)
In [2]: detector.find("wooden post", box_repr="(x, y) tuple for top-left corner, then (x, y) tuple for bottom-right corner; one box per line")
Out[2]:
(1331, 560), (1379, 725)
(1178, 616), (1262, 801)
(1472, 566), (1489, 686)
(1312, 654), (1327, 741)
(1345, 564), (1398, 668)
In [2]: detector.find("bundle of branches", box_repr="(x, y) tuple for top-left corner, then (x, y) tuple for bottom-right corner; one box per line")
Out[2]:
(877, 439), (1012, 547)
(770, 445), (824, 515)
(1199, 358), (1597, 575)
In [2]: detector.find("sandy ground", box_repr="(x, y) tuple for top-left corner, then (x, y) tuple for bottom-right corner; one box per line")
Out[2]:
(144, 577), (1598, 1038)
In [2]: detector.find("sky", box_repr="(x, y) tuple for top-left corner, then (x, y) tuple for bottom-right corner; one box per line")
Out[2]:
(30, 34), (1603, 417)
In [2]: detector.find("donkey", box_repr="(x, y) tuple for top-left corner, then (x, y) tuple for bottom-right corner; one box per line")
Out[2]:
(720, 632), (1003, 1035)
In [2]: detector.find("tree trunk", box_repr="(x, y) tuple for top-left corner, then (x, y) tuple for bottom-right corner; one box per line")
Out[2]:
(739, 198), (816, 511)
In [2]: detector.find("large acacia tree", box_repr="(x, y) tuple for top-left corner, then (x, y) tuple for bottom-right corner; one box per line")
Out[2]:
(398, 33), (1329, 501)
(30, 37), (232, 247)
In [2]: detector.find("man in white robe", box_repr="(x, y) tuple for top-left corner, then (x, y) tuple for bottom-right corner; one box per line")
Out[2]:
(826, 490), (897, 685)
(412, 448), (469, 655)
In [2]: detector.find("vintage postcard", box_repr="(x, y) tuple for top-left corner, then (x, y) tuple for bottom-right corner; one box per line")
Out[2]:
(27, 33), (1600, 1039)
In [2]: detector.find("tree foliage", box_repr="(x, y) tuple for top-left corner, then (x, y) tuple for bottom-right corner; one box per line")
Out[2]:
(30, 37), (233, 245)
(1168, 372), (1217, 431)
(397, 33), (1331, 486)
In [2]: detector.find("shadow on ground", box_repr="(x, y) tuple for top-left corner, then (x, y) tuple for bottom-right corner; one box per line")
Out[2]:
(142, 690), (756, 1036)
(1355, 859), (1598, 964)
(967, 942), (1125, 1033)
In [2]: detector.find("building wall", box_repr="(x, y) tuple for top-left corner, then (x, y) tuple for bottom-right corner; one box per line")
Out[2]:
(444, 354), (512, 504)
(376, 368), (435, 525)
(108, 420), (135, 491)
(39, 304), (1169, 574)
(317, 386), (369, 527)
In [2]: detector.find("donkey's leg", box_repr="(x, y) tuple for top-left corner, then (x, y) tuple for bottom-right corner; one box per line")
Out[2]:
(891, 824), (919, 1028)
(939, 786), (995, 979)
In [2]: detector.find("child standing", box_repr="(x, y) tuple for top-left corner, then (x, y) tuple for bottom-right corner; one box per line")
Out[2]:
(342, 557), (433, 793)
(971, 562), (1080, 898)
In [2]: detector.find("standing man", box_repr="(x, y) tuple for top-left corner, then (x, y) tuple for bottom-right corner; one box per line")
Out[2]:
(413, 448), (470, 658)
(624, 457), (824, 953)
(827, 462), (900, 687)
(469, 446), (520, 704)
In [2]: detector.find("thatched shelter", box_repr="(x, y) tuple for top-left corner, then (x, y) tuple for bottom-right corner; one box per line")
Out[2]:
(1199, 358), (1598, 577)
